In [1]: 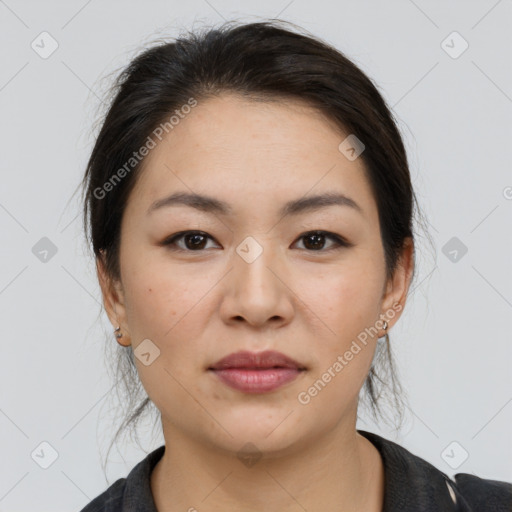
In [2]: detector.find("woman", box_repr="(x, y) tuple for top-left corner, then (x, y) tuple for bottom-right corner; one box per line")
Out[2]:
(79, 20), (511, 511)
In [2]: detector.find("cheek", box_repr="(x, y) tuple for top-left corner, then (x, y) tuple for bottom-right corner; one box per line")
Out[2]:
(123, 263), (212, 414)
(296, 260), (383, 381)
(296, 282), (379, 420)
(121, 253), (212, 339)
(301, 261), (383, 335)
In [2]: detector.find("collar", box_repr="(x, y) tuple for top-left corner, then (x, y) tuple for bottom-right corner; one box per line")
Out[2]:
(358, 429), (463, 511)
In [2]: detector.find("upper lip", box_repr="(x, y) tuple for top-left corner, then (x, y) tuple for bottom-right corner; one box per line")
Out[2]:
(209, 350), (306, 370)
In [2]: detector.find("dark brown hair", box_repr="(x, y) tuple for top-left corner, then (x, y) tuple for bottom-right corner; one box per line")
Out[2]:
(80, 19), (432, 473)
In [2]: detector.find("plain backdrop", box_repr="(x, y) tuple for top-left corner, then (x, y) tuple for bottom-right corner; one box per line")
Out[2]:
(0, 0), (511, 510)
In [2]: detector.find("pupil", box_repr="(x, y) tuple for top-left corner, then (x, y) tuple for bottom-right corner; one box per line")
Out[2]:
(305, 233), (324, 250)
(187, 233), (206, 249)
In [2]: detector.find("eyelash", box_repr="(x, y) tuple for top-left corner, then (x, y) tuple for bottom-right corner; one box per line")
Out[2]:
(161, 230), (352, 253)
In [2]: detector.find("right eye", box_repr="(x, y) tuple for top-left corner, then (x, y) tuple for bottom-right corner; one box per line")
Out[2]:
(161, 230), (221, 252)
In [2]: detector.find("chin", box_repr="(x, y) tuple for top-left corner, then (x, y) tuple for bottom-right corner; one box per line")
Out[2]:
(205, 408), (306, 454)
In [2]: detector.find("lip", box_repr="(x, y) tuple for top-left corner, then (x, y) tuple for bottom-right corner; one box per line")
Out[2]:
(208, 350), (306, 393)
(209, 350), (305, 371)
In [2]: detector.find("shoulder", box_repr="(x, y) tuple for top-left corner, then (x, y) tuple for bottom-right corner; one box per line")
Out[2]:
(358, 429), (512, 511)
(453, 472), (512, 512)
(78, 478), (126, 512)
(78, 445), (165, 512)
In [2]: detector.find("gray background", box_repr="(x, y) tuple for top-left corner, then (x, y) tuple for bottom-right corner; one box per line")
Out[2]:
(1, 0), (511, 510)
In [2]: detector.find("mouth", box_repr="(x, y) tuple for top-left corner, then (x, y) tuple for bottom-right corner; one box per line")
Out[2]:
(208, 350), (307, 393)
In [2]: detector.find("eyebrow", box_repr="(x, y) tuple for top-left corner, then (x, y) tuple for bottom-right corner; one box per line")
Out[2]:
(147, 191), (363, 217)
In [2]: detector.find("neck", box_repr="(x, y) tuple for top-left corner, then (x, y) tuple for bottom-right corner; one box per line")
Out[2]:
(150, 419), (385, 512)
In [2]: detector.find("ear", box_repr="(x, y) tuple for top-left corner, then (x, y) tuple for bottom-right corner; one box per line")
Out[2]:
(379, 237), (415, 331)
(96, 251), (131, 346)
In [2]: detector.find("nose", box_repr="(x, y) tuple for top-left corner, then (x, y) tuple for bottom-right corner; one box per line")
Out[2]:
(219, 237), (294, 329)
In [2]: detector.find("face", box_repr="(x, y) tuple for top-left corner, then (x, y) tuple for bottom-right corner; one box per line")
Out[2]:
(98, 93), (413, 457)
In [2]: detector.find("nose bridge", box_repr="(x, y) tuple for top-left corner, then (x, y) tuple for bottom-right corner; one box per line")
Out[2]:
(224, 233), (290, 325)
(233, 234), (277, 290)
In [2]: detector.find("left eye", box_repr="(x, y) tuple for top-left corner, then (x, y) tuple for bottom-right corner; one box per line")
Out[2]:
(161, 230), (350, 252)
(293, 230), (350, 251)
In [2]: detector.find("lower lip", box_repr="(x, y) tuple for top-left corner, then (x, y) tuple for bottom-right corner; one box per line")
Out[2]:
(210, 368), (303, 393)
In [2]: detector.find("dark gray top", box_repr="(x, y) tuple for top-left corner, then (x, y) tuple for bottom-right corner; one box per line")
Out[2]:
(79, 429), (512, 511)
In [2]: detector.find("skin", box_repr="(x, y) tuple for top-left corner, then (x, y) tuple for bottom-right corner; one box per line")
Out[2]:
(97, 93), (414, 512)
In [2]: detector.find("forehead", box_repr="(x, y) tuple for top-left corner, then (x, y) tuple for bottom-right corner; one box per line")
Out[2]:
(127, 93), (376, 221)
